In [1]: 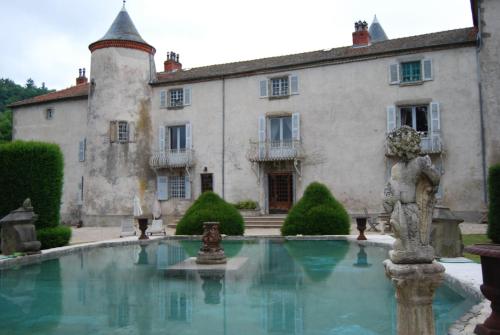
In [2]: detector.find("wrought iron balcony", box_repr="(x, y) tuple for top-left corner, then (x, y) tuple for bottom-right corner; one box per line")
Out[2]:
(150, 149), (193, 169)
(386, 133), (443, 156)
(247, 140), (303, 162)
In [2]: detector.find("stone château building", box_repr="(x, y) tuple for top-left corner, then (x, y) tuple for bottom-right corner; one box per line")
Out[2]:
(9, 1), (499, 226)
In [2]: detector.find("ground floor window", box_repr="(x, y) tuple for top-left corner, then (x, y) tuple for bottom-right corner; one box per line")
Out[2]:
(200, 173), (213, 193)
(169, 175), (186, 198)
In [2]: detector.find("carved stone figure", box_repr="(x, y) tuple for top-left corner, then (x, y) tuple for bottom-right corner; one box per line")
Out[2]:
(196, 222), (227, 264)
(383, 126), (440, 264)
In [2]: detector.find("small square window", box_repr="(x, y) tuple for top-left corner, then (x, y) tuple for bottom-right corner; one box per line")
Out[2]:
(46, 108), (54, 120)
(270, 77), (289, 97)
(401, 61), (421, 83)
(169, 89), (184, 107)
(117, 121), (129, 142)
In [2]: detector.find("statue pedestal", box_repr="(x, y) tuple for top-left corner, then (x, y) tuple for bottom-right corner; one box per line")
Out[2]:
(384, 260), (445, 335)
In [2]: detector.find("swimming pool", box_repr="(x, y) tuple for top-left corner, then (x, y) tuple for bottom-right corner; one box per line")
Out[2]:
(0, 240), (478, 335)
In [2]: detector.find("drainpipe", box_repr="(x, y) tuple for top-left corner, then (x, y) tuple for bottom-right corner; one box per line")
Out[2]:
(222, 77), (226, 199)
(475, 3), (488, 204)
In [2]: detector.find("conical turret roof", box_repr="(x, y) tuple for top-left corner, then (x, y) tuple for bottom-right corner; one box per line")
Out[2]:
(98, 6), (148, 44)
(89, 5), (155, 54)
(369, 15), (388, 43)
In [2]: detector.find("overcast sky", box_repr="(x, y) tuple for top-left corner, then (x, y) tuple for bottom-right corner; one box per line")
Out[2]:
(0, 0), (473, 90)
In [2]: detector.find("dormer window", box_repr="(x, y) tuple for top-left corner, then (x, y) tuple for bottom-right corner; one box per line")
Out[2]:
(46, 108), (54, 120)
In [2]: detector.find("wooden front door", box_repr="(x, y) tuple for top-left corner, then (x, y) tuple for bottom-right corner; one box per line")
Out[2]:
(268, 173), (293, 213)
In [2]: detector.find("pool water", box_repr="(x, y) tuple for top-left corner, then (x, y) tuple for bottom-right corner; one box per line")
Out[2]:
(0, 240), (478, 335)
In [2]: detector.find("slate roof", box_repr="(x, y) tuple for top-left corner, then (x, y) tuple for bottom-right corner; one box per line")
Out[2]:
(95, 7), (149, 45)
(8, 83), (89, 108)
(155, 27), (476, 85)
(369, 15), (388, 43)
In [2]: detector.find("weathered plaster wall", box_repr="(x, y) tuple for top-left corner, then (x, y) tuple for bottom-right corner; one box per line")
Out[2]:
(153, 46), (482, 216)
(479, 0), (500, 167)
(84, 47), (154, 226)
(12, 99), (87, 222)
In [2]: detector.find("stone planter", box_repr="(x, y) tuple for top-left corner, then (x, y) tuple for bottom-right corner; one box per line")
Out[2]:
(238, 209), (260, 217)
(464, 244), (500, 335)
(356, 217), (367, 240)
(430, 206), (464, 258)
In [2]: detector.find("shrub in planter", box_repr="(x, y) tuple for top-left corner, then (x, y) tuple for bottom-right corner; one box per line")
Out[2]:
(37, 226), (72, 249)
(176, 191), (245, 235)
(488, 164), (500, 244)
(281, 182), (350, 235)
(233, 200), (258, 210)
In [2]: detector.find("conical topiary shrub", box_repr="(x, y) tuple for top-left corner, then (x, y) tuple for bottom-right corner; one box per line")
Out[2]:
(281, 182), (350, 235)
(175, 191), (245, 235)
(488, 164), (500, 244)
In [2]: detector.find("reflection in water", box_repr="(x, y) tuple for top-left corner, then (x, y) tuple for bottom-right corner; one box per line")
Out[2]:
(353, 244), (372, 267)
(199, 272), (224, 305)
(0, 240), (478, 335)
(136, 244), (149, 265)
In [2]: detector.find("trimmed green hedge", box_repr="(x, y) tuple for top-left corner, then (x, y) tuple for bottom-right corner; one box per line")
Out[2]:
(233, 200), (258, 210)
(176, 191), (245, 235)
(0, 141), (63, 229)
(281, 182), (350, 235)
(488, 164), (500, 244)
(37, 226), (72, 250)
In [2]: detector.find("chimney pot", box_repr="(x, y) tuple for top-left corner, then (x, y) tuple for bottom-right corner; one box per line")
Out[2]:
(164, 51), (182, 73)
(352, 19), (371, 47)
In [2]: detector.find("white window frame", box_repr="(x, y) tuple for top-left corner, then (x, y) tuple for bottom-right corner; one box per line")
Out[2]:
(168, 125), (187, 151)
(168, 88), (184, 108)
(117, 121), (129, 143)
(169, 175), (186, 199)
(269, 116), (293, 143)
(270, 77), (289, 97)
(397, 105), (430, 136)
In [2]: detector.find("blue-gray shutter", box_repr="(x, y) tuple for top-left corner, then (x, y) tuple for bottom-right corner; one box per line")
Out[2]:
(389, 63), (400, 84)
(258, 115), (266, 159)
(184, 175), (191, 200)
(185, 122), (192, 149)
(260, 80), (268, 98)
(157, 176), (168, 200)
(422, 59), (433, 81)
(292, 113), (300, 141)
(290, 75), (299, 95)
(78, 138), (86, 162)
(160, 90), (166, 108)
(183, 87), (191, 106)
(387, 106), (397, 132)
(159, 126), (166, 152)
(430, 102), (440, 132)
(128, 122), (135, 142)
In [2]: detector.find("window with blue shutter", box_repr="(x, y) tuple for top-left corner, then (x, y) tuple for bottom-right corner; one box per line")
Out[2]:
(157, 176), (168, 200)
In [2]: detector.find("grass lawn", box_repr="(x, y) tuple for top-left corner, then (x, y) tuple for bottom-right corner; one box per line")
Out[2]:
(462, 234), (492, 263)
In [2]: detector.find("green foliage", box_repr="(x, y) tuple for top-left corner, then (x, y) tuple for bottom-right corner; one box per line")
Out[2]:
(233, 200), (258, 210)
(0, 141), (64, 229)
(37, 226), (72, 249)
(281, 182), (350, 236)
(176, 191), (244, 235)
(0, 78), (53, 142)
(488, 164), (500, 244)
(285, 240), (350, 282)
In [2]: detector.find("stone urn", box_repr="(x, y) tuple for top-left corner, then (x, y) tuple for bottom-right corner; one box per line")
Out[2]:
(356, 217), (368, 240)
(0, 199), (41, 255)
(196, 222), (227, 264)
(135, 215), (150, 240)
(464, 244), (500, 335)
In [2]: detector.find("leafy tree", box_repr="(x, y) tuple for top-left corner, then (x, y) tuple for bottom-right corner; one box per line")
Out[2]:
(0, 78), (53, 142)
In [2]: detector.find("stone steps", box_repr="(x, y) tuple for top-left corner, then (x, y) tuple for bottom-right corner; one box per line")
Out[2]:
(167, 215), (286, 229)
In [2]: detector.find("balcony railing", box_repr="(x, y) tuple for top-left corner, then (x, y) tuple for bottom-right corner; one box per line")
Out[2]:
(150, 148), (193, 169)
(247, 140), (303, 162)
(386, 133), (443, 156)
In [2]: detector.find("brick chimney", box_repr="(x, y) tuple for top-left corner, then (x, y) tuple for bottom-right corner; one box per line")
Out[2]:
(164, 52), (182, 72)
(352, 20), (370, 47)
(76, 68), (88, 85)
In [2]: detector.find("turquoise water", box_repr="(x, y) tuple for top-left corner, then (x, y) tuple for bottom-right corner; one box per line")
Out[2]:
(0, 240), (477, 335)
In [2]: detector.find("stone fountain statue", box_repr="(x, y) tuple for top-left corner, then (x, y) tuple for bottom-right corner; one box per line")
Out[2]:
(383, 126), (441, 263)
(382, 126), (445, 335)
